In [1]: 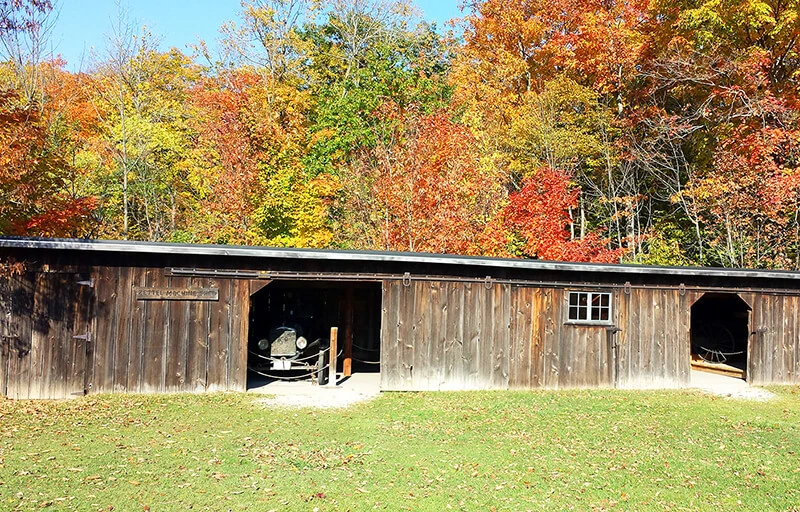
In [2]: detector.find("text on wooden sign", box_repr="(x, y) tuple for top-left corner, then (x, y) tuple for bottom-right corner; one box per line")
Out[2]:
(134, 287), (219, 301)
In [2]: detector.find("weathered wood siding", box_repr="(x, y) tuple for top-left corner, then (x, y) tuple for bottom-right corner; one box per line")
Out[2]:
(615, 289), (692, 389)
(0, 270), (93, 399)
(381, 282), (616, 391)
(0, 266), (249, 399)
(381, 281), (510, 390)
(89, 267), (249, 395)
(748, 294), (800, 385)
(509, 287), (613, 389)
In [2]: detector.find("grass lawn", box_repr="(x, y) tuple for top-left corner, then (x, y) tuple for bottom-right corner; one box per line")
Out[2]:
(1, 386), (799, 511)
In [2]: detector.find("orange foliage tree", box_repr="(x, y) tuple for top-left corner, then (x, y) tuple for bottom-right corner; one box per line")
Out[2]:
(0, 88), (97, 236)
(340, 108), (505, 254)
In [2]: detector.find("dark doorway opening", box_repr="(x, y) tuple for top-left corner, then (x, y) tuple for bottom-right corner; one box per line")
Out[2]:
(246, 280), (382, 388)
(690, 293), (750, 378)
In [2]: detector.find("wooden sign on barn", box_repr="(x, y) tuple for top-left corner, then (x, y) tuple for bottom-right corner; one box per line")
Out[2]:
(0, 238), (798, 399)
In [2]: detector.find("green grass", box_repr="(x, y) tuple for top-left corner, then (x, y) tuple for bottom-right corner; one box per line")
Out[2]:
(1, 387), (799, 511)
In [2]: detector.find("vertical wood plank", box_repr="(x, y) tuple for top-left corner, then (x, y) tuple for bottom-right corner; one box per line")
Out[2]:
(767, 294), (779, 383)
(411, 282), (430, 390)
(676, 291), (692, 386)
(794, 296), (800, 383)
(111, 267), (133, 393)
(462, 283), (481, 389)
(662, 290), (675, 386)
(630, 288), (642, 387)
(0, 275), (10, 396)
(782, 296), (794, 383)
(164, 276), (191, 391)
(557, 294), (573, 390)
(529, 288), (545, 388)
(428, 282), (446, 390)
(509, 287), (533, 389)
(396, 281), (415, 390)
(141, 271), (169, 393)
(6, 274), (34, 399)
(380, 280), (400, 390)
(748, 294), (763, 385)
(29, 272), (52, 399)
(479, 284), (495, 389)
(127, 268), (150, 393)
(615, 288), (628, 388)
(491, 284), (510, 389)
(442, 283), (464, 390)
(70, 270), (94, 397)
(793, 296), (800, 383)
(186, 277), (210, 392)
(541, 289), (558, 388)
(228, 280), (250, 392)
(92, 266), (118, 393)
(207, 278), (231, 391)
(654, 290), (666, 385)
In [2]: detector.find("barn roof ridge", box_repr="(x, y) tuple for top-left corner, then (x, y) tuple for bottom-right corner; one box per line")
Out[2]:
(2, 236), (800, 281)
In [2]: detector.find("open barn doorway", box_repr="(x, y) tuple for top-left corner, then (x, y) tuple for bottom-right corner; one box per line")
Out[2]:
(246, 280), (382, 390)
(690, 293), (750, 379)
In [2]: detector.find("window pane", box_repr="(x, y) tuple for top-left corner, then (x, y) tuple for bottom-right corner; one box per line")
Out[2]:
(568, 292), (611, 322)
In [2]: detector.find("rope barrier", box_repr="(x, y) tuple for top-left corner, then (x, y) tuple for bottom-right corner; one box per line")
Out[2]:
(247, 345), (332, 364)
(247, 351), (343, 382)
(352, 343), (380, 352)
(248, 365), (326, 381)
(352, 357), (381, 365)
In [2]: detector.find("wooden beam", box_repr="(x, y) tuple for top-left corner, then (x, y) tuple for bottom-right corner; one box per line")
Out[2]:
(343, 287), (353, 377)
(327, 326), (338, 387)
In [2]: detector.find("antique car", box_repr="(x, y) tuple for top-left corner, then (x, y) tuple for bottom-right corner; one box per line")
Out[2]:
(248, 287), (333, 384)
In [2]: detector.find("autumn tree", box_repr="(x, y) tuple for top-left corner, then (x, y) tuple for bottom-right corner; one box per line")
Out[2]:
(0, 0), (55, 104)
(88, 7), (201, 242)
(500, 167), (623, 262)
(0, 86), (97, 236)
(338, 109), (504, 254)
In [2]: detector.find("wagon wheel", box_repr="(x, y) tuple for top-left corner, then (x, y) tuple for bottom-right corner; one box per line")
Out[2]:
(695, 322), (736, 364)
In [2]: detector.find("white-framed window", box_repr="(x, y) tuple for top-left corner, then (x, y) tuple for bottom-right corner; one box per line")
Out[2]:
(567, 291), (612, 324)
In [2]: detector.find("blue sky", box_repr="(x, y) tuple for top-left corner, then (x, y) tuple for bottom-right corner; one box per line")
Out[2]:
(52, 0), (464, 71)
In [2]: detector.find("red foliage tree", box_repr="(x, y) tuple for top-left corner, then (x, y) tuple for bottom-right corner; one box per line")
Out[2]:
(501, 167), (623, 262)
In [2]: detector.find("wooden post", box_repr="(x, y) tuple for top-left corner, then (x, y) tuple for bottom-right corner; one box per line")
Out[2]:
(343, 288), (353, 377)
(327, 326), (338, 387)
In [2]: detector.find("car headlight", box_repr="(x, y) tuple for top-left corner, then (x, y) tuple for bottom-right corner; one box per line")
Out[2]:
(257, 338), (270, 351)
(295, 336), (308, 350)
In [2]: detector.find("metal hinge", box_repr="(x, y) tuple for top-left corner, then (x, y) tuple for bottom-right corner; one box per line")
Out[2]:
(77, 278), (94, 288)
(73, 332), (91, 342)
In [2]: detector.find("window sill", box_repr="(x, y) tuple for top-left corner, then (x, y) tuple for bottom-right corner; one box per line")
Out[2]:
(564, 321), (614, 327)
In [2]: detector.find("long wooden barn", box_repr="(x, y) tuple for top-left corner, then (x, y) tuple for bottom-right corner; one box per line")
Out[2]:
(0, 238), (798, 399)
